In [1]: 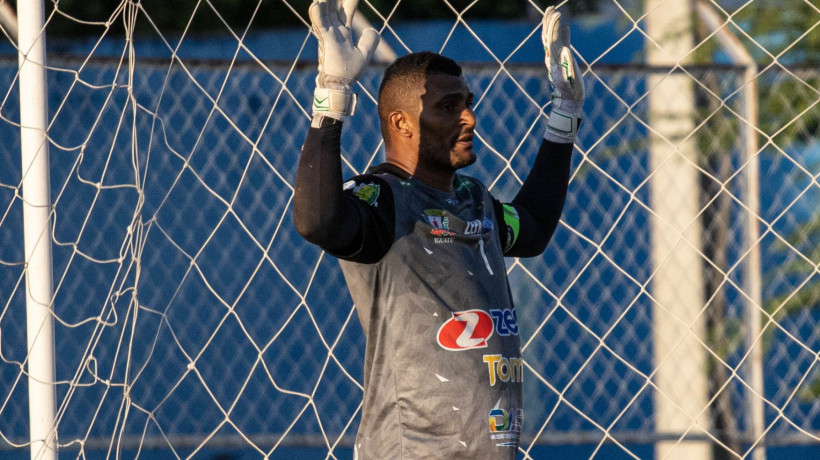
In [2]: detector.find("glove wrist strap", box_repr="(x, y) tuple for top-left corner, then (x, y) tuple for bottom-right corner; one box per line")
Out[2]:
(545, 106), (581, 143)
(312, 87), (357, 117)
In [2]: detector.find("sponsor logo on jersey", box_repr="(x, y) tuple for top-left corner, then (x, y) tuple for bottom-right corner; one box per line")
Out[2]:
(464, 219), (483, 235)
(489, 407), (510, 432)
(351, 182), (380, 206)
(437, 309), (518, 351)
(483, 217), (494, 232)
(488, 399), (523, 447)
(430, 227), (456, 237)
(483, 354), (524, 386)
(455, 176), (475, 192)
(437, 310), (494, 351)
(489, 309), (518, 336)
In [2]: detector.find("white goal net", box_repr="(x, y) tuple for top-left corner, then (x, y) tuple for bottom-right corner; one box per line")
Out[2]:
(1, 0), (819, 459)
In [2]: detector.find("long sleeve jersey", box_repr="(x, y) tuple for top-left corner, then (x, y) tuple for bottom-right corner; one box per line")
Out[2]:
(293, 117), (573, 459)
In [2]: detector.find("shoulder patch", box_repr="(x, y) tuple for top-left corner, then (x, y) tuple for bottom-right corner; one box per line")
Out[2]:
(502, 204), (520, 253)
(352, 182), (380, 206)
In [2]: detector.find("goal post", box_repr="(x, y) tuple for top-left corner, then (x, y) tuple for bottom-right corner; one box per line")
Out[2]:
(16, 0), (57, 458)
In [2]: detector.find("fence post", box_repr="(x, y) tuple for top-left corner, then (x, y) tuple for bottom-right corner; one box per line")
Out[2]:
(17, 0), (58, 458)
(645, 0), (711, 458)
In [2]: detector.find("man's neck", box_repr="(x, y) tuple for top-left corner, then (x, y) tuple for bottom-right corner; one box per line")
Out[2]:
(383, 159), (455, 192)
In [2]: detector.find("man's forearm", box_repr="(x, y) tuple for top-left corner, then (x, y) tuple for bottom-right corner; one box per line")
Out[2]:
(508, 140), (573, 256)
(293, 117), (346, 245)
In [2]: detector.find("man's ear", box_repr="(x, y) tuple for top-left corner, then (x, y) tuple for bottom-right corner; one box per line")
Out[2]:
(388, 111), (413, 138)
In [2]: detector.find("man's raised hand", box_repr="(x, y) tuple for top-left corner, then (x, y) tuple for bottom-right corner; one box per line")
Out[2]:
(309, 0), (380, 119)
(542, 6), (584, 143)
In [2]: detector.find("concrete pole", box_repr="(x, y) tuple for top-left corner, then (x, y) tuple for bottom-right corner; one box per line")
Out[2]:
(644, 0), (711, 458)
(17, 0), (58, 458)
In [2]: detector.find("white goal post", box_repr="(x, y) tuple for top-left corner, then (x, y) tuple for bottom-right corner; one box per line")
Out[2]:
(16, 0), (57, 458)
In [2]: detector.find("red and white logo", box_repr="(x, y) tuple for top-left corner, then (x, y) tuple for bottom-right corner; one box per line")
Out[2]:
(437, 310), (494, 351)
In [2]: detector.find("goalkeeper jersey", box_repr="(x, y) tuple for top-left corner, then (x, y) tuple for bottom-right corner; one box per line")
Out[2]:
(339, 172), (522, 459)
(294, 119), (573, 459)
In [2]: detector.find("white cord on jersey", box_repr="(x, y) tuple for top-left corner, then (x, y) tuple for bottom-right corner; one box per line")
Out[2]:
(479, 239), (494, 275)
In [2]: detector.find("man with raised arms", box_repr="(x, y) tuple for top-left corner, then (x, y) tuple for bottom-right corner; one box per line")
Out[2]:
(294, 1), (584, 458)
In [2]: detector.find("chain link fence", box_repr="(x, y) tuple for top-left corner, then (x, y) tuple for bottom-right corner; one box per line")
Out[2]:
(1, 54), (819, 457)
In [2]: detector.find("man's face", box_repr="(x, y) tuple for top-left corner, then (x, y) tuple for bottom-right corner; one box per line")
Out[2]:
(416, 73), (477, 171)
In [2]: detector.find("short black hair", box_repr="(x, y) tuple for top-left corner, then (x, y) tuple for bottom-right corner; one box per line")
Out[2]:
(377, 51), (462, 123)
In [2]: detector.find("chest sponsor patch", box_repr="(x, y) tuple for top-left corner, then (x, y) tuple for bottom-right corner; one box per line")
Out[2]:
(483, 354), (523, 386)
(437, 310), (494, 351)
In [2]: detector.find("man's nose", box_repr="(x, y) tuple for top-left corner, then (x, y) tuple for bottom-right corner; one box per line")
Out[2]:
(462, 106), (476, 127)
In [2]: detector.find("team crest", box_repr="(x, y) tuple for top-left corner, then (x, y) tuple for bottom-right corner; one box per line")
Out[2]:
(423, 209), (450, 230)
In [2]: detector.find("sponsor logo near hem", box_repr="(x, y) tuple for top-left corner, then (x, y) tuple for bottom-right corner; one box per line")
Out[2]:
(489, 407), (510, 432)
(488, 400), (523, 447)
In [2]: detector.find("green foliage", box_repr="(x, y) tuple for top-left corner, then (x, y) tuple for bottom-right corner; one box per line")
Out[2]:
(693, 2), (820, 403)
(758, 74), (820, 146)
(764, 212), (820, 317)
(735, 0), (820, 65)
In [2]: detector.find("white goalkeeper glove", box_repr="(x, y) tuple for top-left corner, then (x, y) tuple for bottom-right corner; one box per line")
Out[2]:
(309, 0), (380, 121)
(542, 6), (584, 143)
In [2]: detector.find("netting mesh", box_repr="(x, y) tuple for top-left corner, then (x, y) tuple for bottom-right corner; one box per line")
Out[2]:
(1, 0), (820, 458)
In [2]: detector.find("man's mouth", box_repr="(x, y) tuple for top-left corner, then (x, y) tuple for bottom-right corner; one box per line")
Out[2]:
(457, 134), (474, 146)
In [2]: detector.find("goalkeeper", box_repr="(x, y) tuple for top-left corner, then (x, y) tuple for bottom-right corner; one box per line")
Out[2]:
(294, 0), (583, 458)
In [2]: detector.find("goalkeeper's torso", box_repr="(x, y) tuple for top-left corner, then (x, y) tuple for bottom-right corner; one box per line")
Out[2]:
(339, 172), (522, 460)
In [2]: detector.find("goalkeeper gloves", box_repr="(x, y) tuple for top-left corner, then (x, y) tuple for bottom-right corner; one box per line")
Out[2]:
(309, 0), (380, 122)
(542, 6), (585, 143)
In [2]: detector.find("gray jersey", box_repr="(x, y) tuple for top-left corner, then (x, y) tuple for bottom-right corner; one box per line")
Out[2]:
(340, 173), (522, 459)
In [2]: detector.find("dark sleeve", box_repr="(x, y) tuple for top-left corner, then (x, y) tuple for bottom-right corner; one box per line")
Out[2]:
(293, 117), (394, 263)
(493, 139), (573, 258)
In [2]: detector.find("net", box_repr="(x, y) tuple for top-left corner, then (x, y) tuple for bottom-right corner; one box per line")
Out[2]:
(1, 0), (819, 458)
